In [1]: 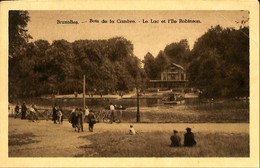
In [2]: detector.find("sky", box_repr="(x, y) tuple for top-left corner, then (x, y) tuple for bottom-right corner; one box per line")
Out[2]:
(27, 10), (249, 60)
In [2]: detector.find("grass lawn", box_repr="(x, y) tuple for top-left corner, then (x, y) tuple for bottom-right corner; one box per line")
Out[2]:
(80, 131), (249, 157)
(9, 133), (40, 146)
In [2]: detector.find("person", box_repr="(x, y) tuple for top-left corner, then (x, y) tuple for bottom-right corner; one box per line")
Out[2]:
(74, 108), (82, 132)
(87, 111), (96, 132)
(170, 130), (181, 147)
(56, 109), (63, 124)
(118, 105), (123, 123)
(21, 102), (27, 119)
(14, 104), (20, 119)
(69, 108), (76, 129)
(79, 108), (84, 132)
(85, 106), (89, 116)
(129, 125), (136, 135)
(184, 128), (197, 147)
(109, 103), (115, 123)
(59, 105), (64, 124)
(52, 104), (58, 124)
(29, 104), (38, 122)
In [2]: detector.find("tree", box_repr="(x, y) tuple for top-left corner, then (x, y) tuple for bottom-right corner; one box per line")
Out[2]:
(9, 10), (32, 58)
(143, 52), (157, 80)
(187, 25), (249, 97)
(154, 50), (170, 79)
(164, 39), (190, 67)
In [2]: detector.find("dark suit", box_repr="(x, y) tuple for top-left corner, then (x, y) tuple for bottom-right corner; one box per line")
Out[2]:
(52, 107), (57, 123)
(87, 113), (95, 132)
(184, 132), (197, 147)
(21, 104), (27, 119)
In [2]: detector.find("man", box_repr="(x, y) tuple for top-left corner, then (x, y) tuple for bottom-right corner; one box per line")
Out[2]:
(184, 127), (197, 147)
(14, 104), (20, 119)
(21, 102), (27, 119)
(87, 111), (96, 132)
(52, 104), (58, 124)
(170, 130), (181, 147)
(75, 109), (83, 133)
(109, 103), (115, 123)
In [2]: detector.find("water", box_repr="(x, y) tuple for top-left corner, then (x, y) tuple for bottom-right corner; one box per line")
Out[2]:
(17, 97), (249, 123)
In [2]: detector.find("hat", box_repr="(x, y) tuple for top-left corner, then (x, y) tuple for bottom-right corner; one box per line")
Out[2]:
(173, 130), (178, 133)
(186, 127), (191, 132)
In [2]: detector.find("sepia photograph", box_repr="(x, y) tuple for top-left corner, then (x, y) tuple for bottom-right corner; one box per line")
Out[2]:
(1, 1), (259, 167)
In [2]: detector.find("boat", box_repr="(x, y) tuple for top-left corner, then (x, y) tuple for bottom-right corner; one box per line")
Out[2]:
(162, 92), (185, 105)
(164, 99), (185, 104)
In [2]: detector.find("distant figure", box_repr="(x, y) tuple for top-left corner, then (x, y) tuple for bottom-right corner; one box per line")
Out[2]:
(85, 106), (89, 116)
(15, 104), (19, 118)
(69, 108), (76, 129)
(118, 105), (123, 122)
(170, 130), (181, 147)
(52, 104), (58, 124)
(129, 125), (136, 135)
(21, 102), (27, 119)
(76, 109), (84, 132)
(59, 105), (64, 124)
(69, 108), (83, 132)
(184, 128), (197, 147)
(56, 109), (63, 124)
(109, 103), (115, 123)
(87, 111), (96, 132)
(29, 104), (38, 122)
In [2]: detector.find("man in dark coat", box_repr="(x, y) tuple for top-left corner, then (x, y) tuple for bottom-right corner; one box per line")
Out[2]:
(87, 111), (96, 132)
(52, 104), (58, 124)
(15, 104), (20, 119)
(170, 130), (181, 147)
(184, 128), (197, 147)
(21, 102), (27, 119)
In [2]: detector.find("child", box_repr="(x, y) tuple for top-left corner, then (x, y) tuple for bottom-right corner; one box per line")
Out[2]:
(56, 110), (63, 124)
(129, 125), (136, 135)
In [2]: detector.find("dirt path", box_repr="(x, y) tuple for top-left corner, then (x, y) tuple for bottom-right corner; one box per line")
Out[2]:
(8, 118), (92, 157)
(8, 118), (249, 157)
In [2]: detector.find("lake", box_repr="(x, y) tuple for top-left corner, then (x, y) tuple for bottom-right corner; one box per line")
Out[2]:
(16, 97), (249, 123)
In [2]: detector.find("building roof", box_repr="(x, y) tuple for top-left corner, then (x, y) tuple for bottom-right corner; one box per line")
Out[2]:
(169, 63), (185, 71)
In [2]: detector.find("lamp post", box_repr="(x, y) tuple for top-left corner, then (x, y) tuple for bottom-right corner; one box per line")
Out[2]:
(136, 87), (140, 122)
(83, 74), (86, 109)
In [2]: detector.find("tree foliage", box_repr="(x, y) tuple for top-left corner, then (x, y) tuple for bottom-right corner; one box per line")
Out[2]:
(164, 39), (190, 68)
(9, 10), (32, 58)
(187, 25), (249, 97)
(9, 36), (145, 97)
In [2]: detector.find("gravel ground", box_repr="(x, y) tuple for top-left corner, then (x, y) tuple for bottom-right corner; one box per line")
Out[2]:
(8, 118), (249, 157)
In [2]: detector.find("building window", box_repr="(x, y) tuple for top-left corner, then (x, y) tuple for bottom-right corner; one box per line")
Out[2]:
(181, 73), (184, 80)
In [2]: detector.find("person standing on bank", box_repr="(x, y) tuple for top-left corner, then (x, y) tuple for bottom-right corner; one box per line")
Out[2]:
(59, 105), (64, 124)
(15, 104), (20, 119)
(184, 127), (197, 147)
(87, 111), (96, 132)
(109, 103), (115, 123)
(21, 102), (27, 119)
(52, 104), (58, 124)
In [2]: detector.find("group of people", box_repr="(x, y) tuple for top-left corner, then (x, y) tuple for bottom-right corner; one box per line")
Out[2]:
(52, 104), (64, 124)
(14, 102), (39, 121)
(109, 103), (123, 123)
(68, 106), (96, 133)
(170, 127), (197, 147)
